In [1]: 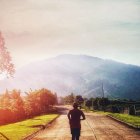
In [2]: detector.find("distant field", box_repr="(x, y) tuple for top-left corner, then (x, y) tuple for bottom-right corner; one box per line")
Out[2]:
(0, 114), (58, 140)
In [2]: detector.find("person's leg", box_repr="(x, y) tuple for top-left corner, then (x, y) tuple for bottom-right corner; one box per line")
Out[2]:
(71, 128), (75, 140)
(72, 134), (75, 140)
(75, 128), (80, 140)
(75, 135), (79, 140)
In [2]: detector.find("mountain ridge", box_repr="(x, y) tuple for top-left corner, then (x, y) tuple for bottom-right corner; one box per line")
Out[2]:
(0, 54), (140, 100)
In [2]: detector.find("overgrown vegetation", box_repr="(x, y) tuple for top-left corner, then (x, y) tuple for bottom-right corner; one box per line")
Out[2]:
(0, 88), (58, 125)
(0, 114), (58, 140)
(60, 93), (140, 117)
(85, 97), (140, 115)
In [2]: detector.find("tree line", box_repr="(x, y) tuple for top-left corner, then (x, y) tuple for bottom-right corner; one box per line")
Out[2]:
(61, 93), (140, 115)
(0, 88), (57, 125)
(85, 97), (140, 114)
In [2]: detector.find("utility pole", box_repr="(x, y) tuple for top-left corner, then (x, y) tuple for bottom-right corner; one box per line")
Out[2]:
(101, 82), (105, 111)
(101, 82), (104, 98)
(92, 98), (94, 110)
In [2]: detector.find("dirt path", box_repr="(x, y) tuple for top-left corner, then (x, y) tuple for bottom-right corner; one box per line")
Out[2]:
(32, 106), (140, 140)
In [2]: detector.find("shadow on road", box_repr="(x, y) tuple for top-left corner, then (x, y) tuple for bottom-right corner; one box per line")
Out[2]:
(55, 105), (70, 115)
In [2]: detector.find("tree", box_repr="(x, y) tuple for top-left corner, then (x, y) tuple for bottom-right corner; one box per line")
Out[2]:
(24, 88), (57, 117)
(75, 95), (84, 108)
(92, 98), (100, 110)
(10, 89), (25, 120)
(63, 93), (75, 104)
(54, 92), (58, 105)
(98, 98), (110, 107)
(0, 32), (14, 77)
(0, 89), (11, 109)
(85, 100), (92, 109)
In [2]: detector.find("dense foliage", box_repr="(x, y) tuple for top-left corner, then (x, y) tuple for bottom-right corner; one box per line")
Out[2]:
(62, 93), (75, 104)
(85, 97), (140, 115)
(62, 93), (84, 107)
(0, 88), (57, 125)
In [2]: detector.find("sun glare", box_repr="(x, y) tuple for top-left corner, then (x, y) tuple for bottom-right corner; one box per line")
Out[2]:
(0, 72), (7, 80)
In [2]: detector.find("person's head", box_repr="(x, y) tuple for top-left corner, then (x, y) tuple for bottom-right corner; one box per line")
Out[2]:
(73, 102), (78, 109)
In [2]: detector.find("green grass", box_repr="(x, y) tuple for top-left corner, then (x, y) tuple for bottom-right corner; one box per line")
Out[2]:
(92, 110), (111, 115)
(0, 114), (58, 140)
(90, 110), (140, 127)
(109, 113), (140, 127)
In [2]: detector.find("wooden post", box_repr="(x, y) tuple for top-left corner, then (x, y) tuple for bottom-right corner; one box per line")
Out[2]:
(101, 82), (105, 111)
(92, 98), (94, 110)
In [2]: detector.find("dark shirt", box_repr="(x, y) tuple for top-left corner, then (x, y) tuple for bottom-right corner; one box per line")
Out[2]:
(68, 108), (85, 128)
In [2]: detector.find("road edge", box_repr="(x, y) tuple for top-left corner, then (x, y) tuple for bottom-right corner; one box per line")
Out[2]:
(107, 115), (140, 130)
(22, 115), (60, 140)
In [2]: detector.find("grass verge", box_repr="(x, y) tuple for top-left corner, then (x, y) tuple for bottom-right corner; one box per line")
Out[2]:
(0, 114), (58, 140)
(91, 110), (140, 128)
(93, 110), (110, 115)
(108, 113), (140, 128)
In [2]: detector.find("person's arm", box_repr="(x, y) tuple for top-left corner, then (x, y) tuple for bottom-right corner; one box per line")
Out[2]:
(67, 110), (71, 120)
(80, 111), (85, 120)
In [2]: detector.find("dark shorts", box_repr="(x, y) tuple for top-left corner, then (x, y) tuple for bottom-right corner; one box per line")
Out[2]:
(71, 128), (81, 136)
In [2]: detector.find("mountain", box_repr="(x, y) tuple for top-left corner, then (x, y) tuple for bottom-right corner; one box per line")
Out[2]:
(0, 54), (140, 100)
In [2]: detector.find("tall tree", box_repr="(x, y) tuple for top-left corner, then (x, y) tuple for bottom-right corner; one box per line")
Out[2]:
(0, 32), (15, 77)
(75, 95), (84, 108)
(10, 89), (25, 120)
(64, 93), (75, 104)
(0, 89), (11, 109)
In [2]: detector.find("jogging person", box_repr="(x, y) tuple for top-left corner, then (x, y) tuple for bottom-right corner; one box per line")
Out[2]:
(67, 103), (85, 140)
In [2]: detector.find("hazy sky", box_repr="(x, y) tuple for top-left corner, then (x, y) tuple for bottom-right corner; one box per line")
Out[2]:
(0, 0), (140, 68)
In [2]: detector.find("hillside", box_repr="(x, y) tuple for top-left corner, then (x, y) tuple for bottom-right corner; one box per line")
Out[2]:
(1, 54), (140, 99)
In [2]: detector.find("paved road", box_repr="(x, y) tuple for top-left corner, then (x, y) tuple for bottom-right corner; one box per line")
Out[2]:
(32, 106), (140, 140)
